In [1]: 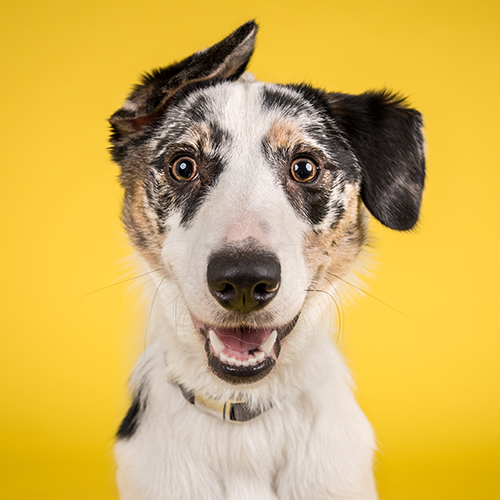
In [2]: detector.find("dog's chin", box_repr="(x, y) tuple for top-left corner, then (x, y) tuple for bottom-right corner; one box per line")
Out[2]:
(192, 315), (299, 385)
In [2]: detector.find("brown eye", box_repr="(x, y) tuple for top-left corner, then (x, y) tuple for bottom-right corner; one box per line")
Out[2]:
(170, 156), (198, 182)
(291, 158), (318, 183)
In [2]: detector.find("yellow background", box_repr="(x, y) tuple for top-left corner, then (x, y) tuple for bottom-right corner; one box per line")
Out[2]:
(1, 0), (499, 498)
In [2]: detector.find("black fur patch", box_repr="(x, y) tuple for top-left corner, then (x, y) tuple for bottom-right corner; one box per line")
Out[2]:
(261, 85), (360, 228)
(299, 181), (331, 226)
(178, 93), (211, 124)
(287, 85), (361, 184)
(261, 136), (343, 227)
(151, 120), (230, 227)
(261, 84), (424, 230)
(328, 90), (425, 230)
(179, 161), (225, 226)
(262, 87), (311, 115)
(117, 387), (147, 440)
(109, 21), (257, 146)
(329, 201), (346, 230)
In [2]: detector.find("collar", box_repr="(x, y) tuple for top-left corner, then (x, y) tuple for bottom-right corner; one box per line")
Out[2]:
(175, 382), (271, 423)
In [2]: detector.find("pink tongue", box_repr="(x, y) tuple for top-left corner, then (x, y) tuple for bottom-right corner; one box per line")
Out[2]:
(215, 327), (273, 353)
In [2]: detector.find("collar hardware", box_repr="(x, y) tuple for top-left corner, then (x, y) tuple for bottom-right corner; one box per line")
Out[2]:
(176, 382), (270, 423)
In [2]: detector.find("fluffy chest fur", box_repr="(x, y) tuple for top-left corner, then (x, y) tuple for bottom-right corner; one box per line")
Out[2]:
(109, 21), (425, 500)
(116, 334), (376, 500)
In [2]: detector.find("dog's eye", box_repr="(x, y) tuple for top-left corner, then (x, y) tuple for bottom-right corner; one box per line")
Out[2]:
(170, 157), (198, 182)
(290, 158), (318, 183)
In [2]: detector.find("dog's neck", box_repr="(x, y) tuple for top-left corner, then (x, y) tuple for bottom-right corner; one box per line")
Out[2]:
(174, 381), (272, 423)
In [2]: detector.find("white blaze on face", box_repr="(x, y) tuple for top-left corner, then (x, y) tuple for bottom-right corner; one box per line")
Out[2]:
(161, 80), (311, 326)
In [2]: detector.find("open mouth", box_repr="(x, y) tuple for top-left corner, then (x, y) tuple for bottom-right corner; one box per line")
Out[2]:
(194, 316), (299, 384)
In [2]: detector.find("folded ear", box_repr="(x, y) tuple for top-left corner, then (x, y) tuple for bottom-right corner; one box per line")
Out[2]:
(109, 21), (257, 138)
(328, 91), (425, 230)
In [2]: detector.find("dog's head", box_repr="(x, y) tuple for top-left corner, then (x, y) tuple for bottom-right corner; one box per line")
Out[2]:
(110, 22), (425, 390)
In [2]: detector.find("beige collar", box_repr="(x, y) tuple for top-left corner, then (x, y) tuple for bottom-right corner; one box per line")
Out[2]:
(175, 382), (272, 423)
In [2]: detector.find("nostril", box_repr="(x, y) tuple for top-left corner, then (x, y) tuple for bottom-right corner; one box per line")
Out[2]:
(252, 283), (279, 305)
(212, 282), (233, 293)
(210, 282), (236, 302)
(253, 281), (279, 297)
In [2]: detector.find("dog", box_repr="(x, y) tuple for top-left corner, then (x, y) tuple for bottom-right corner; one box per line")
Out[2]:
(108, 21), (425, 500)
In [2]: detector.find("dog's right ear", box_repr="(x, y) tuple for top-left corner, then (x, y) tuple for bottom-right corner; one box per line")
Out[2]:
(109, 21), (257, 142)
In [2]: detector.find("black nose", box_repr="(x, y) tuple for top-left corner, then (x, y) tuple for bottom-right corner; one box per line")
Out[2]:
(207, 248), (281, 314)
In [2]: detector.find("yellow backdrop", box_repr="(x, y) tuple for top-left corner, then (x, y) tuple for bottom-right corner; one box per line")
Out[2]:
(1, 0), (499, 498)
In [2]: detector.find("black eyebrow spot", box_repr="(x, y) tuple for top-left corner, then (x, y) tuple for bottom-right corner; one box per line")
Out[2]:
(147, 119), (232, 229)
(183, 94), (210, 122)
(208, 121), (231, 147)
(261, 87), (310, 115)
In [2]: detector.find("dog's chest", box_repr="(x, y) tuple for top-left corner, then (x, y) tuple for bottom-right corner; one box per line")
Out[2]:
(115, 340), (376, 500)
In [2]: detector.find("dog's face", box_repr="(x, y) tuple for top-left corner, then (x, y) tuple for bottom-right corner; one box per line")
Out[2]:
(110, 22), (425, 388)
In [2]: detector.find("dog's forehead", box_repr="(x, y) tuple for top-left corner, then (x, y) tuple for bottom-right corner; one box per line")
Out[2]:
(157, 80), (331, 153)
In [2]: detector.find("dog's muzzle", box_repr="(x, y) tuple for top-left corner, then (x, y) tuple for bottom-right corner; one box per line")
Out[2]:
(193, 243), (297, 384)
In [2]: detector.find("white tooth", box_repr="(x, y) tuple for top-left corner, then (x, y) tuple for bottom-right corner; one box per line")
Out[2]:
(241, 360), (249, 367)
(255, 352), (265, 363)
(261, 330), (277, 355)
(227, 357), (237, 366)
(220, 352), (229, 363)
(209, 330), (225, 356)
(248, 357), (257, 366)
(235, 359), (242, 367)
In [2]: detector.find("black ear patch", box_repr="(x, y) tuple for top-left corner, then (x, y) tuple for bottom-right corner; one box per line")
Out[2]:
(109, 20), (257, 140)
(329, 91), (425, 230)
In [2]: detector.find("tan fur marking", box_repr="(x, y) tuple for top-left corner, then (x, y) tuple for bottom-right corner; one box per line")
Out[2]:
(123, 183), (165, 271)
(266, 120), (305, 150)
(181, 122), (220, 158)
(304, 185), (364, 287)
(186, 122), (211, 145)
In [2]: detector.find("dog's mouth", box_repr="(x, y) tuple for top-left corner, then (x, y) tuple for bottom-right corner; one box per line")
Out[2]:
(194, 316), (299, 384)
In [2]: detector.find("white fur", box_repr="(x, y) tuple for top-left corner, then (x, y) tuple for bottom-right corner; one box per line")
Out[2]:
(115, 78), (378, 499)
(116, 296), (377, 500)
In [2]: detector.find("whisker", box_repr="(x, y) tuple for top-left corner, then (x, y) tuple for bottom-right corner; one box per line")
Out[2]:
(323, 276), (346, 343)
(302, 310), (315, 344)
(173, 292), (190, 354)
(75, 268), (163, 301)
(306, 287), (343, 340)
(301, 297), (323, 345)
(326, 271), (412, 320)
(145, 276), (167, 345)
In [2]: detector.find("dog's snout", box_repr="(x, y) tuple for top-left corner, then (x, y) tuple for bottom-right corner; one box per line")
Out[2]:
(207, 250), (281, 314)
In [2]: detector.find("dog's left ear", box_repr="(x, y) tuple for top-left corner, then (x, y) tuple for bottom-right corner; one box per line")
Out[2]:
(328, 91), (426, 231)
(110, 21), (257, 138)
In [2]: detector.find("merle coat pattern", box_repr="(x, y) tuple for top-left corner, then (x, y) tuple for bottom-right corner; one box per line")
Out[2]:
(109, 21), (425, 500)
